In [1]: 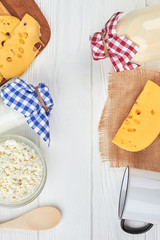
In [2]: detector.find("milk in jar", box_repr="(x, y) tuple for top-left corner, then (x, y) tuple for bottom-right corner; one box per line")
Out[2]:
(116, 5), (160, 63)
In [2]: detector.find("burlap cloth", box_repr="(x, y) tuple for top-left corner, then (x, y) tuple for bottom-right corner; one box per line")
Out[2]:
(99, 68), (160, 171)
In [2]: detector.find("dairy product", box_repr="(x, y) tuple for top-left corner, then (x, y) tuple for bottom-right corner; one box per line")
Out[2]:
(0, 14), (40, 79)
(0, 139), (43, 201)
(113, 80), (160, 152)
(0, 97), (26, 133)
(117, 5), (160, 63)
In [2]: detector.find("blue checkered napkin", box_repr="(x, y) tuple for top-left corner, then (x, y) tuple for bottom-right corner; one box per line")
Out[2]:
(1, 78), (54, 145)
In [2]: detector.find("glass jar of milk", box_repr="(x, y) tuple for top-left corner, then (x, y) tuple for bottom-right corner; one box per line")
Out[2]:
(116, 5), (160, 64)
(0, 97), (26, 133)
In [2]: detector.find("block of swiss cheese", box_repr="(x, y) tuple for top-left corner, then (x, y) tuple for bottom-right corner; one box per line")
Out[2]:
(113, 80), (160, 152)
(0, 13), (40, 79)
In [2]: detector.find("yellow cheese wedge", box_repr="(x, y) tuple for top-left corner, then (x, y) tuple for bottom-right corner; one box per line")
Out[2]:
(0, 16), (20, 48)
(113, 80), (160, 152)
(0, 13), (40, 79)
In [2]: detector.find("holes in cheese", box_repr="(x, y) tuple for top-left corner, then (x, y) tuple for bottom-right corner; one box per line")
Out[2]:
(17, 54), (22, 58)
(23, 32), (28, 38)
(6, 57), (12, 62)
(135, 109), (141, 115)
(1, 41), (5, 46)
(5, 32), (10, 37)
(127, 128), (136, 132)
(0, 16), (20, 50)
(0, 14), (40, 79)
(18, 47), (24, 53)
(134, 119), (140, 124)
(113, 80), (160, 152)
(19, 38), (25, 44)
(10, 49), (15, 54)
(151, 109), (155, 115)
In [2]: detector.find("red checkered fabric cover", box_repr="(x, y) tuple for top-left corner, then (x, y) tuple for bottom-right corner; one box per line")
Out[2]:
(89, 12), (140, 72)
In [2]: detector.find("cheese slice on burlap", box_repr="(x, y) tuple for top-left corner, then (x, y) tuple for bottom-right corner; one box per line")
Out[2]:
(0, 14), (40, 79)
(113, 80), (160, 152)
(0, 16), (20, 48)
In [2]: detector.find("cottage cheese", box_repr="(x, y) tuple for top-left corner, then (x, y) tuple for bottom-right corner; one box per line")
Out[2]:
(0, 139), (43, 201)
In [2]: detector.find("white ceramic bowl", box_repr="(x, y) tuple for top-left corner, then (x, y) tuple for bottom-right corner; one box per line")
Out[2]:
(0, 135), (47, 207)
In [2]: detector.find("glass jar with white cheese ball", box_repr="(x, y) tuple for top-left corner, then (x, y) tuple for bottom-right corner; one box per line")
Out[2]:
(0, 135), (47, 207)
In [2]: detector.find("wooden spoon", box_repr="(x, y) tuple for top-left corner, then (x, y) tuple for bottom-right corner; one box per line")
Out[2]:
(0, 207), (61, 231)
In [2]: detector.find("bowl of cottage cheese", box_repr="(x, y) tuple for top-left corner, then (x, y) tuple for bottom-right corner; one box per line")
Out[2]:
(0, 135), (46, 207)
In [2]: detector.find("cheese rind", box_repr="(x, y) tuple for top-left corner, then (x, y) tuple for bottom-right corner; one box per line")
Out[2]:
(113, 80), (160, 152)
(0, 14), (40, 79)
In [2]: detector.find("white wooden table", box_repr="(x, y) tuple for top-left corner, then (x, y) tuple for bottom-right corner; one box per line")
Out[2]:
(0, 0), (160, 239)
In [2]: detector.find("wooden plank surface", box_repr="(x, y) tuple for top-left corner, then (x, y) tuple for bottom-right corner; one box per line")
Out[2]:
(0, 0), (159, 239)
